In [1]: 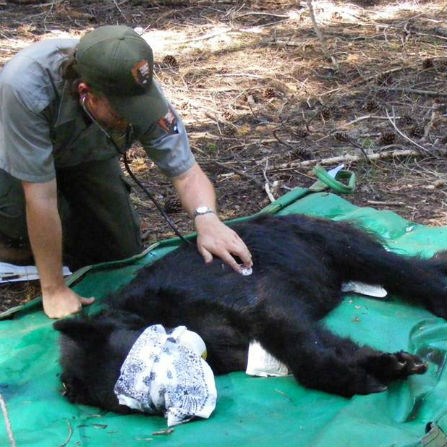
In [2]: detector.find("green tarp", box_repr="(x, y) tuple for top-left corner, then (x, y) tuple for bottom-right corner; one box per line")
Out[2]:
(1, 189), (447, 447)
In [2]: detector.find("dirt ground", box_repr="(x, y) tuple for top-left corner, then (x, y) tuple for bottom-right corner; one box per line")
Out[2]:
(0, 0), (446, 312)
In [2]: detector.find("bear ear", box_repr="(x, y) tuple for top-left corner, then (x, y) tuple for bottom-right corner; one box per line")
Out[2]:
(53, 318), (112, 342)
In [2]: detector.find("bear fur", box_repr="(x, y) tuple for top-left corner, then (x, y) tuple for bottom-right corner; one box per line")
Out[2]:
(54, 214), (447, 413)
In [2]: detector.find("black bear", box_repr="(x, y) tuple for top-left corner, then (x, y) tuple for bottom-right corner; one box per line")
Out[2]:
(54, 214), (447, 413)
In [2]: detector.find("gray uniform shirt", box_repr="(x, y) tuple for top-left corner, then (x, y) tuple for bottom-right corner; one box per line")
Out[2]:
(0, 38), (195, 183)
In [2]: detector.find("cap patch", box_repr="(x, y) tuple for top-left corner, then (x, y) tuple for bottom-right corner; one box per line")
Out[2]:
(157, 107), (178, 134)
(131, 60), (152, 87)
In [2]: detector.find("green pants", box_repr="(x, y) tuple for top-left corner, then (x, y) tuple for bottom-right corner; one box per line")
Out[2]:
(0, 158), (143, 269)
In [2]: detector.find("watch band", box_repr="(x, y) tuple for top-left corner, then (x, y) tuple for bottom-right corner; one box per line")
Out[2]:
(193, 206), (215, 219)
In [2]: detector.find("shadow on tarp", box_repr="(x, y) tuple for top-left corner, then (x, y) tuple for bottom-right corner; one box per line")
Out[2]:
(1, 189), (446, 447)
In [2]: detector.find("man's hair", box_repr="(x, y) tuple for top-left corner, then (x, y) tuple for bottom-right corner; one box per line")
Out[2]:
(60, 49), (81, 97)
(60, 48), (102, 98)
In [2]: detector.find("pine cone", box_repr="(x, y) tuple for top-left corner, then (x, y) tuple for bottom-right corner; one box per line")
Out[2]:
(334, 131), (350, 142)
(320, 107), (332, 120)
(422, 58), (434, 69)
(264, 88), (277, 99)
(410, 125), (424, 138)
(162, 55), (179, 69)
(379, 132), (396, 145)
(401, 115), (414, 126)
(364, 100), (378, 112)
(294, 128), (309, 138)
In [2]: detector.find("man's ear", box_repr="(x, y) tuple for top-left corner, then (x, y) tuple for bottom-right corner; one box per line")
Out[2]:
(77, 82), (93, 105)
(53, 318), (112, 342)
(77, 81), (90, 96)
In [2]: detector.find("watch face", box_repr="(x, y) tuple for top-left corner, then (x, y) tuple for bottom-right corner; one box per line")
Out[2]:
(196, 206), (209, 214)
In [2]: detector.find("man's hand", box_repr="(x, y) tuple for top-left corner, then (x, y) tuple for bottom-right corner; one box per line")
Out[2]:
(22, 180), (94, 319)
(195, 213), (253, 273)
(42, 285), (95, 319)
(172, 162), (253, 272)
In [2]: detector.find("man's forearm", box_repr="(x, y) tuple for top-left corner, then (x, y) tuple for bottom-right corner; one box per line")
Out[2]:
(22, 180), (65, 293)
(172, 163), (217, 217)
(22, 180), (95, 318)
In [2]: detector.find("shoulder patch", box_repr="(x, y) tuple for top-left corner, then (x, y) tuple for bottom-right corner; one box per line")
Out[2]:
(157, 107), (178, 135)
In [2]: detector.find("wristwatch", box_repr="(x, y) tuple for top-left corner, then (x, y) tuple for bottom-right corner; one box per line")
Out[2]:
(193, 206), (215, 219)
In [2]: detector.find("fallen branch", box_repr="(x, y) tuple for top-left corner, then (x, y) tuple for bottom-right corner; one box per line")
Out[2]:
(7, 0), (56, 4)
(344, 135), (371, 163)
(236, 11), (290, 19)
(343, 114), (401, 127)
(373, 87), (447, 97)
(211, 159), (263, 188)
(367, 200), (405, 207)
(270, 148), (433, 171)
(111, 0), (128, 21)
(183, 28), (233, 43)
(317, 67), (407, 99)
(262, 160), (279, 202)
(385, 109), (433, 156)
(306, 0), (338, 68)
(272, 129), (311, 158)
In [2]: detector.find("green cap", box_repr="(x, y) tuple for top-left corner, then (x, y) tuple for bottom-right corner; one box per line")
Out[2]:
(75, 25), (168, 132)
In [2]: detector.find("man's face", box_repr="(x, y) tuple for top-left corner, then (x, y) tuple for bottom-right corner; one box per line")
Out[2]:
(83, 92), (128, 132)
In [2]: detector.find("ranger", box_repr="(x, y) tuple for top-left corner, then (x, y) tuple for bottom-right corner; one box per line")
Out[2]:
(0, 25), (252, 318)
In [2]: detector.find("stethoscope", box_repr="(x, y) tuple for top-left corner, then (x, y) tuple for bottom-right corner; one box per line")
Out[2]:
(80, 94), (191, 244)
(80, 94), (132, 154)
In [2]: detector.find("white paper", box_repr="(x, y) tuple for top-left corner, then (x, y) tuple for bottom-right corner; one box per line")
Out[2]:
(0, 262), (72, 283)
(246, 340), (289, 377)
(341, 281), (388, 298)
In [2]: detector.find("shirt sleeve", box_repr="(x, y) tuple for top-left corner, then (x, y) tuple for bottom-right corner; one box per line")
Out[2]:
(139, 105), (196, 178)
(0, 83), (55, 183)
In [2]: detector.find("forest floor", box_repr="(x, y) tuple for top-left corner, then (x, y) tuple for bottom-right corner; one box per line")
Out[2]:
(0, 0), (446, 311)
